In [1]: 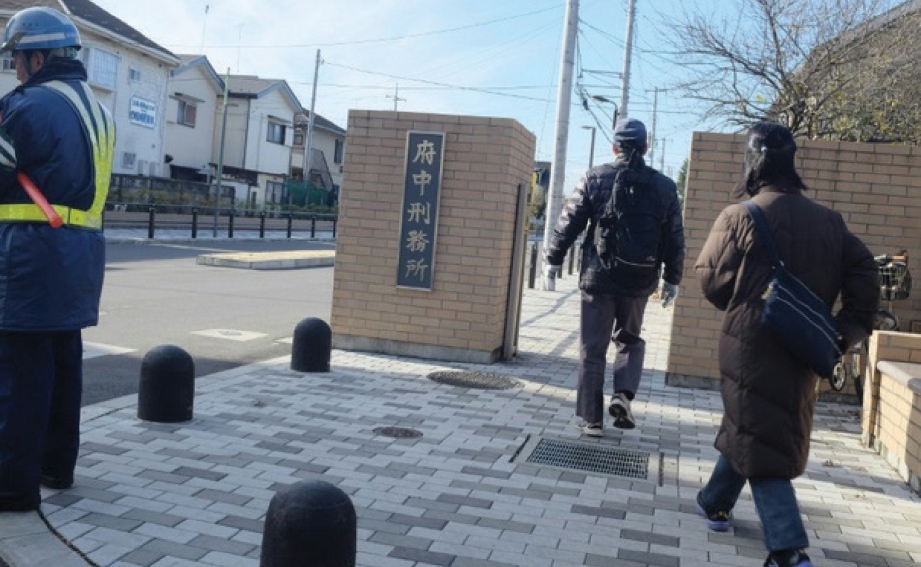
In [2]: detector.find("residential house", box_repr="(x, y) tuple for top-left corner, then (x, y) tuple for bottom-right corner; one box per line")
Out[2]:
(0, 0), (180, 178)
(163, 55), (222, 185)
(214, 74), (303, 210)
(291, 110), (346, 203)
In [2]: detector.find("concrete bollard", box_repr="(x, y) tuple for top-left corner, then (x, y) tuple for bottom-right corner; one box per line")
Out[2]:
(138, 345), (194, 422)
(260, 480), (356, 567)
(291, 317), (331, 372)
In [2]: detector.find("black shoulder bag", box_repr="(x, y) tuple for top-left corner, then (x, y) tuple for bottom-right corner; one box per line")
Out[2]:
(743, 201), (841, 378)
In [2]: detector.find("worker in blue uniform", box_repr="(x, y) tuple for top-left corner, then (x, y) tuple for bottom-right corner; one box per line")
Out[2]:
(0, 6), (115, 511)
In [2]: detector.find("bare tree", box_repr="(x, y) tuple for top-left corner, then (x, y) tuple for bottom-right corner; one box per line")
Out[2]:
(664, 0), (914, 140)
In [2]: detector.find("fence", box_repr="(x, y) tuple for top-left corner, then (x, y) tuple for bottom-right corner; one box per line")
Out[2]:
(102, 204), (337, 240)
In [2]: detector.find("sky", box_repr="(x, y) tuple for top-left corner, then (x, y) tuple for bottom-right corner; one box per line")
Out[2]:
(89, 0), (723, 194)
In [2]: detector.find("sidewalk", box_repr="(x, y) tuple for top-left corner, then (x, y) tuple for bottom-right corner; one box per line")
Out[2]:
(2, 272), (920, 566)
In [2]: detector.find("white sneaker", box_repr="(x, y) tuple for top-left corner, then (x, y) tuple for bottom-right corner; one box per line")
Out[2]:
(576, 420), (603, 438)
(609, 393), (635, 429)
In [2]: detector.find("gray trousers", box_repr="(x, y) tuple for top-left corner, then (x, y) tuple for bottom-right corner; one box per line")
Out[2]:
(577, 291), (648, 423)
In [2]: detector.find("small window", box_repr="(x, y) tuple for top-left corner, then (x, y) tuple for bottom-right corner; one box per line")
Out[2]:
(87, 48), (119, 90)
(122, 152), (136, 168)
(334, 139), (344, 164)
(1, 55), (14, 72)
(294, 132), (304, 146)
(128, 68), (141, 82)
(177, 100), (197, 127)
(267, 122), (286, 144)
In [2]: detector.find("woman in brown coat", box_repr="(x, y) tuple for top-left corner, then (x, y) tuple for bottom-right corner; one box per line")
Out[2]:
(694, 122), (879, 567)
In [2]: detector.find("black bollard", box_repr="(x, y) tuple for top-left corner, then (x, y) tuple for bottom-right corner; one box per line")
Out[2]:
(291, 317), (331, 372)
(260, 480), (356, 567)
(138, 345), (194, 422)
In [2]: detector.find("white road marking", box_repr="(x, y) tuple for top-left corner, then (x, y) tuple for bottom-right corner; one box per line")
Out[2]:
(84, 342), (136, 360)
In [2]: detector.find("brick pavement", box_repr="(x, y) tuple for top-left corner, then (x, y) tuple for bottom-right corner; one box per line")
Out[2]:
(2, 263), (920, 566)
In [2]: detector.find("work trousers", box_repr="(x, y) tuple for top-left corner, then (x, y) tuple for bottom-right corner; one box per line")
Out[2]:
(0, 330), (83, 502)
(576, 291), (648, 424)
(698, 454), (810, 553)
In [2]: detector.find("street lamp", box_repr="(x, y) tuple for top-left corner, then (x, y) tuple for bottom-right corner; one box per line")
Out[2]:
(591, 95), (619, 130)
(581, 125), (596, 169)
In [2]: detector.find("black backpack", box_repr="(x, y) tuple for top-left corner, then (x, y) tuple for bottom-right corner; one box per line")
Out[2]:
(594, 163), (665, 291)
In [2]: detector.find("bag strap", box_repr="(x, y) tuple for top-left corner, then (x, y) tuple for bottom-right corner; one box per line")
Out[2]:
(742, 200), (783, 269)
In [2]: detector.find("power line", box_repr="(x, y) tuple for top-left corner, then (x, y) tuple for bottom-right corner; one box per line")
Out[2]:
(323, 61), (553, 103)
(166, 4), (563, 49)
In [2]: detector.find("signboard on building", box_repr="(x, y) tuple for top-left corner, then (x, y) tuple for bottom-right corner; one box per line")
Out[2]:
(129, 97), (156, 128)
(396, 131), (445, 290)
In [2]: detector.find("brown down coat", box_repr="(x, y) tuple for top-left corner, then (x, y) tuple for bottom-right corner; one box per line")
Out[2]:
(695, 187), (879, 478)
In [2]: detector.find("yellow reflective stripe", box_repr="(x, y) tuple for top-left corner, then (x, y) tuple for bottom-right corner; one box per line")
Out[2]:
(0, 203), (101, 229)
(39, 80), (115, 221)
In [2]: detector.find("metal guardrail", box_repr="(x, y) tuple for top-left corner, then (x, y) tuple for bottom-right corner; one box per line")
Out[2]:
(102, 204), (337, 239)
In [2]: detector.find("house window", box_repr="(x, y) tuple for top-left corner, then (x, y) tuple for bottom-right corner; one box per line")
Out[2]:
(1, 54), (14, 72)
(267, 122), (286, 144)
(334, 139), (344, 164)
(87, 48), (119, 90)
(266, 181), (283, 204)
(128, 68), (142, 82)
(122, 152), (136, 169)
(294, 132), (304, 146)
(177, 100), (197, 127)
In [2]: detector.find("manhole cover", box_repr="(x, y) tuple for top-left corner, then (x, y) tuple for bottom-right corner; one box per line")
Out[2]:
(524, 438), (652, 479)
(373, 426), (423, 439)
(427, 371), (519, 390)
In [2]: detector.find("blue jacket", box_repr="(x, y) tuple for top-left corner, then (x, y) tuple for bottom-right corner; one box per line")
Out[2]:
(0, 59), (112, 331)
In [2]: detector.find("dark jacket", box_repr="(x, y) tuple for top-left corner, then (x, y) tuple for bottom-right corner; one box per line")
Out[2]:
(0, 59), (109, 330)
(695, 187), (879, 478)
(545, 156), (685, 296)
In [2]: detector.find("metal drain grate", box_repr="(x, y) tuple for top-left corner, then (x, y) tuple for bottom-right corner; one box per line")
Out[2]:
(427, 371), (519, 390)
(525, 438), (650, 479)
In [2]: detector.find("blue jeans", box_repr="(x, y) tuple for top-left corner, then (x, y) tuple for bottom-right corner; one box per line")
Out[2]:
(698, 454), (809, 553)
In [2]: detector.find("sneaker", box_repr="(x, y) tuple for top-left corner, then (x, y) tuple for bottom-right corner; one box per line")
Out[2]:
(695, 500), (732, 532)
(764, 549), (812, 567)
(576, 421), (603, 437)
(608, 393), (635, 429)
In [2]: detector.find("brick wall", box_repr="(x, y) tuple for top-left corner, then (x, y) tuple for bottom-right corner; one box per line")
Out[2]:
(330, 110), (536, 363)
(669, 132), (921, 387)
(864, 331), (921, 493)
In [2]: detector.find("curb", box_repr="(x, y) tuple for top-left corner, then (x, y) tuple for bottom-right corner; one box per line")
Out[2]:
(0, 512), (91, 567)
(195, 250), (336, 270)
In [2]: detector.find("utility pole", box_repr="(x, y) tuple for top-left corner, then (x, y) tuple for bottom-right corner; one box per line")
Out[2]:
(647, 86), (658, 165)
(542, 0), (579, 262)
(303, 49), (321, 194)
(660, 137), (666, 171)
(645, 87), (667, 166)
(387, 84), (406, 111)
(620, 0), (636, 118)
(582, 125), (596, 169)
(213, 68), (230, 237)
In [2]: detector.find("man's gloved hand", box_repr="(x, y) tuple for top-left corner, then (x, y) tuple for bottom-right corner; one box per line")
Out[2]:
(661, 282), (679, 308)
(543, 264), (561, 291)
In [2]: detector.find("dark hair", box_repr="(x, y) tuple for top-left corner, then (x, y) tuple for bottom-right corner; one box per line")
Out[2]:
(731, 122), (807, 199)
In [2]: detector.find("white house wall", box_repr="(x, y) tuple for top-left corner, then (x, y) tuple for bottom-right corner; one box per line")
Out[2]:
(0, 26), (176, 179)
(164, 64), (219, 174)
(243, 90), (295, 175)
(215, 98), (249, 171)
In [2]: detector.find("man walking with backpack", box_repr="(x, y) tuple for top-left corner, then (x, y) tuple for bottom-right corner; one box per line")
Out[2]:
(543, 118), (684, 436)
